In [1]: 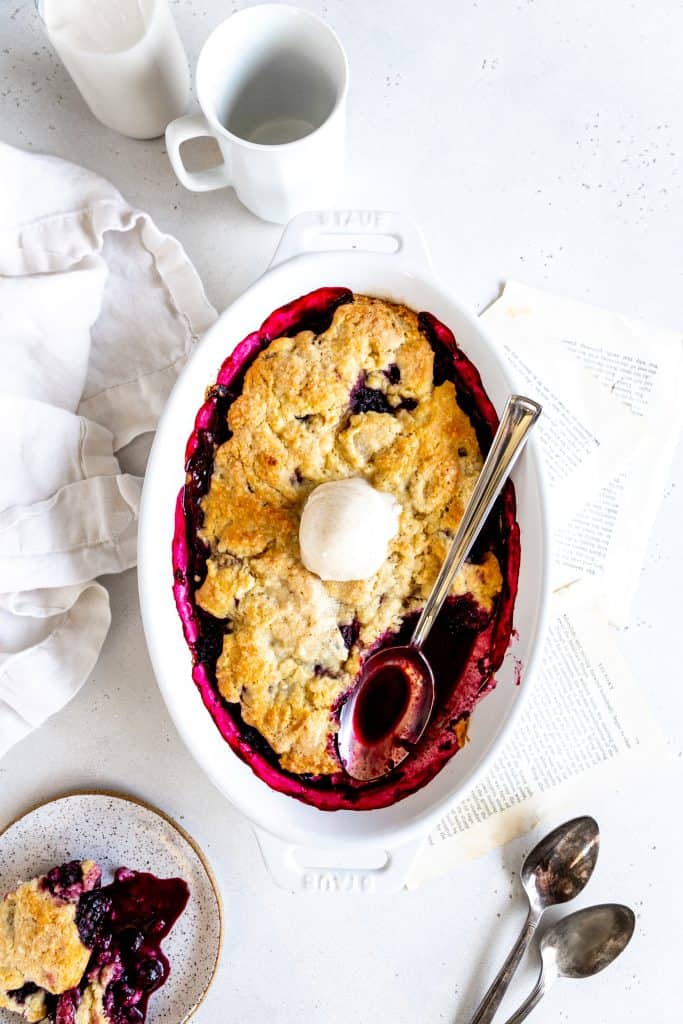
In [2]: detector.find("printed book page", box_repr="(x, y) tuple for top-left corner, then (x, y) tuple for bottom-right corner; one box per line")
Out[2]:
(482, 281), (683, 625)
(406, 285), (681, 888)
(482, 326), (638, 531)
(407, 583), (668, 888)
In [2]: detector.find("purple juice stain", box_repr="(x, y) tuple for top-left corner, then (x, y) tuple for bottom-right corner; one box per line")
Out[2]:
(171, 287), (520, 811)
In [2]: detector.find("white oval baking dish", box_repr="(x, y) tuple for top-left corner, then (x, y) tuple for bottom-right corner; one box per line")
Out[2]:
(138, 211), (550, 893)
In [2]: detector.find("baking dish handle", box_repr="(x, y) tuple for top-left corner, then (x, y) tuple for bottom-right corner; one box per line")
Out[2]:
(269, 210), (433, 273)
(253, 826), (422, 894)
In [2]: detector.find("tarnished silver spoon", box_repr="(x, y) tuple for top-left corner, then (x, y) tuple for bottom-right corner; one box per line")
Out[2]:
(501, 903), (635, 1024)
(468, 816), (600, 1024)
(337, 394), (541, 781)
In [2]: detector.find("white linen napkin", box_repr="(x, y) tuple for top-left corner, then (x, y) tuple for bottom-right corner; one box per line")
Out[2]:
(0, 141), (217, 758)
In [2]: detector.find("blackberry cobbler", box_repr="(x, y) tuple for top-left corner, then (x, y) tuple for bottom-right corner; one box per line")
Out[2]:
(0, 860), (188, 1023)
(174, 289), (520, 809)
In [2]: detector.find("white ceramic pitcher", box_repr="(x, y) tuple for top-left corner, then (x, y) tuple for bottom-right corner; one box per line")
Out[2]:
(40, 0), (189, 140)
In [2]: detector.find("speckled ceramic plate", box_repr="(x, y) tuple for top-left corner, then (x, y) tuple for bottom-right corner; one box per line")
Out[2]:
(0, 791), (223, 1024)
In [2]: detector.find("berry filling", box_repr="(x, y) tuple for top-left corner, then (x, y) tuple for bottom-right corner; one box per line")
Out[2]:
(350, 381), (394, 415)
(338, 620), (360, 651)
(349, 371), (418, 415)
(42, 860), (102, 903)
(10, 866), (189, 1024)
(5, 983), (39, 1005)
(172, 287), (520, 810)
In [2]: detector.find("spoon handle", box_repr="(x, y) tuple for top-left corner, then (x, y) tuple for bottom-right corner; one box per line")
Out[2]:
(410, 395), (540, 650)
(499, 977), (547, 1024)
(467, 908), (541, 1024)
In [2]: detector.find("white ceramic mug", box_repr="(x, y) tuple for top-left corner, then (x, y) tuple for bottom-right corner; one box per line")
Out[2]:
(166, 5), (348, 223)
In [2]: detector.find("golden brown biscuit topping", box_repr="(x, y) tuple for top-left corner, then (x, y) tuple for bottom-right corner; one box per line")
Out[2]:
(0, 863), (96, 1010)
(196, 296), (503, 775)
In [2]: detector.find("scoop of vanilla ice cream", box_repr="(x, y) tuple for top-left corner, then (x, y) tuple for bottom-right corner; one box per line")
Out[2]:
(299, 478), (401, 582)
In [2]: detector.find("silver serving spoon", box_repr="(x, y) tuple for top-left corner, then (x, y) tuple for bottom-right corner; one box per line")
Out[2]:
(337, 394), (541, 781)
(501, 903), (636, 1024)
(468, 815), (600, 1024)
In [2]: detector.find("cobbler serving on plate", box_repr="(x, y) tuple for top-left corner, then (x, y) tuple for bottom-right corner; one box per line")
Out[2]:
(173, 288), (520, 809)
(0, 860), (188, 1023)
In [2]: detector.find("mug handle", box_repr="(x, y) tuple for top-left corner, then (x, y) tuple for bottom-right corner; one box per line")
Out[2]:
(165, 113), (231, 192)
(253, 827), (423, 894)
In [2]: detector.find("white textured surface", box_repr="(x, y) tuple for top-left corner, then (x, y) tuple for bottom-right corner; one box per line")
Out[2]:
(1, 2), (681, 1022)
